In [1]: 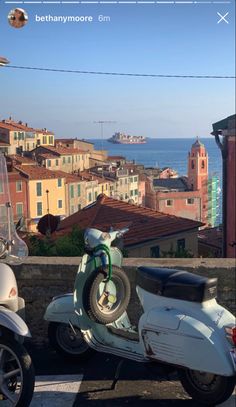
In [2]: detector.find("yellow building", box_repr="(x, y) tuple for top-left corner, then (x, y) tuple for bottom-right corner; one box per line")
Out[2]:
(32, 146), (90, 173)
(0, 118), (54, 154)
(14, 165), (66, 231)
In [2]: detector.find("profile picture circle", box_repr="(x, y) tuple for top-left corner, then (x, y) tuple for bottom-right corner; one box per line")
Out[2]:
(8, 8), (28, 29)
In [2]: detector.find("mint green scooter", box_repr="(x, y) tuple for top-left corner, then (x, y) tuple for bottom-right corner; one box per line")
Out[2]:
(45, 226), (236, 406)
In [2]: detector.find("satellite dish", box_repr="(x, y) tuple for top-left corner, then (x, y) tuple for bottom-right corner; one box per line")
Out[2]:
(37, 214), (60, 235)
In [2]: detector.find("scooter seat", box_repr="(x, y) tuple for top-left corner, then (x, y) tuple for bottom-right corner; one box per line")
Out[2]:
(136, 267), (217, 303)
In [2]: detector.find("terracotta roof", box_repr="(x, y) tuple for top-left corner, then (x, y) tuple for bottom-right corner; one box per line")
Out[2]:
(52, 170), (84, 183)
(8, 155), (36, 165)
(37, 153), (59, 160)
(58, 194), (203, 246)
(107, 156), (126, 161)
(39, 146), (87, 156)
(14, 165), (65, 180)
(55, 138), (94, 145)
(0, 120), (54, 134)
(79, 171), (108, 184)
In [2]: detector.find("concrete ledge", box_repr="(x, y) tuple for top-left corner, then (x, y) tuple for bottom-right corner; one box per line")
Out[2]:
(9, 257), (236, 346)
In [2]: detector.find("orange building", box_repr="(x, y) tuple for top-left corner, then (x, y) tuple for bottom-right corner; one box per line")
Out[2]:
(145, 139), (208, 225)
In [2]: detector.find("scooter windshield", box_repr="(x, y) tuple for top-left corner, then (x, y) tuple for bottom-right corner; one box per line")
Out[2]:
(0, 153), (28, 264)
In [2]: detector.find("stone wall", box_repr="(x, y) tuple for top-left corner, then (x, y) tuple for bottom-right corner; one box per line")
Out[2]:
(10, 257), (236, 346)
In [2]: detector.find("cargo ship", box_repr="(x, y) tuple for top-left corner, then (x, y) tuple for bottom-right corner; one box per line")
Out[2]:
(108, 132), (146, 144)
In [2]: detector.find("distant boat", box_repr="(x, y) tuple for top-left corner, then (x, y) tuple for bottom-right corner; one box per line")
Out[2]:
(108, 132), (147, 144)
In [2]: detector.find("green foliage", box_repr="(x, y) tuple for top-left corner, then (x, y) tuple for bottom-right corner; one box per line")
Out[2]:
(161, 244), (194, 258)
(28, 226), (85, 256)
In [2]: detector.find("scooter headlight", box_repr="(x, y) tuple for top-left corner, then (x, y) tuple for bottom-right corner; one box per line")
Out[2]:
(100, 232), (111, 241)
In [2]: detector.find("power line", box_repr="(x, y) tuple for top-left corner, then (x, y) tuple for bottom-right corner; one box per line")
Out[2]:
(5, 65), (235, 79)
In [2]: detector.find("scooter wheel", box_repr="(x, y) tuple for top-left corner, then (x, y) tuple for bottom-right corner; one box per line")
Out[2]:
(0, 338), (35, 407)
(83, 266), (131, 324)
(48, 322), (95, 361)
(178, 368), (236, 405)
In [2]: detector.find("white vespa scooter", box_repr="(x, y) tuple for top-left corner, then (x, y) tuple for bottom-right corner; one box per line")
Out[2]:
(45, 227), (236, 406)
(0, 153), (35, 406)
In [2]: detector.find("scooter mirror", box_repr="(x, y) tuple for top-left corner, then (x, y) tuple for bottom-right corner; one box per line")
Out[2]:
(0, 153), (28, 264)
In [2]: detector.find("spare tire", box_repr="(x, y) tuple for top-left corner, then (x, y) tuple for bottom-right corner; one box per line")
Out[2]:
(83, 265), (131, 324)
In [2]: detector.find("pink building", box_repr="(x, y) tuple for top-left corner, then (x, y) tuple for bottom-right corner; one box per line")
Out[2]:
(212, 114), (236, 258)
(145, 139), (209, 225)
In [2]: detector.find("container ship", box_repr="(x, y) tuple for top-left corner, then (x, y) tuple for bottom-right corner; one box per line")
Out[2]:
(108, 132), (146, 144)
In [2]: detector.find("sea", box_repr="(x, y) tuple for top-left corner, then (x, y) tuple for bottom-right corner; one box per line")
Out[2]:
(92, 137), (222, 178)
(91, 137), (223, 224)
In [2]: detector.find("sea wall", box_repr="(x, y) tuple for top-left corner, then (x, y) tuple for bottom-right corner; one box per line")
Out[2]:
(10, 257), (236, 346)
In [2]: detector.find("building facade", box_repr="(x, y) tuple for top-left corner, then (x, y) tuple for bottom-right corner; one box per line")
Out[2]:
(212, 114), (236, 258)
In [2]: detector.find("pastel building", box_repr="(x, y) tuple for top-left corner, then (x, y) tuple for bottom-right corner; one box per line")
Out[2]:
(31, 145), (90, 173)
(212, 114), (236, 258)
(14, 165), (66, 231)
(145, 139), (209, 225)
(0, 118), (54, 154)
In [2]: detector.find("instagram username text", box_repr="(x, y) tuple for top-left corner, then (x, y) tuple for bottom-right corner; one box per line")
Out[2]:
(35, 14), (94, 23)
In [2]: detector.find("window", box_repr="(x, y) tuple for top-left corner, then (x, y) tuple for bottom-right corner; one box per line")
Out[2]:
(191, 160), (194, 169)
(166, 199), (173, 206)
(131, 190), (134, 196)
(134, 189), (138, 196)
(95, 191), (98, 199)
(36, 182), (42, 196)
(70, 205), (75, 214)
(16, 181), (22, 192)
(151, 245), (160, 258)
(47, 160), (51, 167)
(187, 198), (194, 205)
(0, 181), (3, 194)
(134, 176), (138, 182)
(177, 239), (185, 251)
(37, 202), (42, 216)
(129, 177), (133, 183)
(78, 204), (81, 211)
(201, 160), (205, 169)
(70, 185), (74, 198)
(56, 159), (59, 166)
(58, 200), (63, 209)
(77, 184), (81, 197)
(49, 136), (54, 144)
(62, 157), (66, 164)
(68, 156), (71, 164)
(57, 178), (62, 187)
(88, 192), (92, 202)
(14, 132), (17, 140)
(43, 136), (47, 144)
(16, 203), (23, 217)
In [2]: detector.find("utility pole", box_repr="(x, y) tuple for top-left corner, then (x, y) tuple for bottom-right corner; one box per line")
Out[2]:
(94, 121), (116, 150)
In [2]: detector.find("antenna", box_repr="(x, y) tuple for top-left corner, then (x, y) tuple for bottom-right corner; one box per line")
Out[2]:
(94, 120), (116, 150)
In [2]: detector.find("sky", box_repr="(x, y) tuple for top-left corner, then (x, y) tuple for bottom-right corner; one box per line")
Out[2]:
(0, 1), (235, 139)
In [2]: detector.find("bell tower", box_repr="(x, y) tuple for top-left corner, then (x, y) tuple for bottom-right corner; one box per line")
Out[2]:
(188, 138), (208, 225)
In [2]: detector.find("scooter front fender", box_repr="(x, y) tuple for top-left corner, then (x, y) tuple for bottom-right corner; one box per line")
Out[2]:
(0, 306), (31, 338)
(44, 293), (79, 326)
